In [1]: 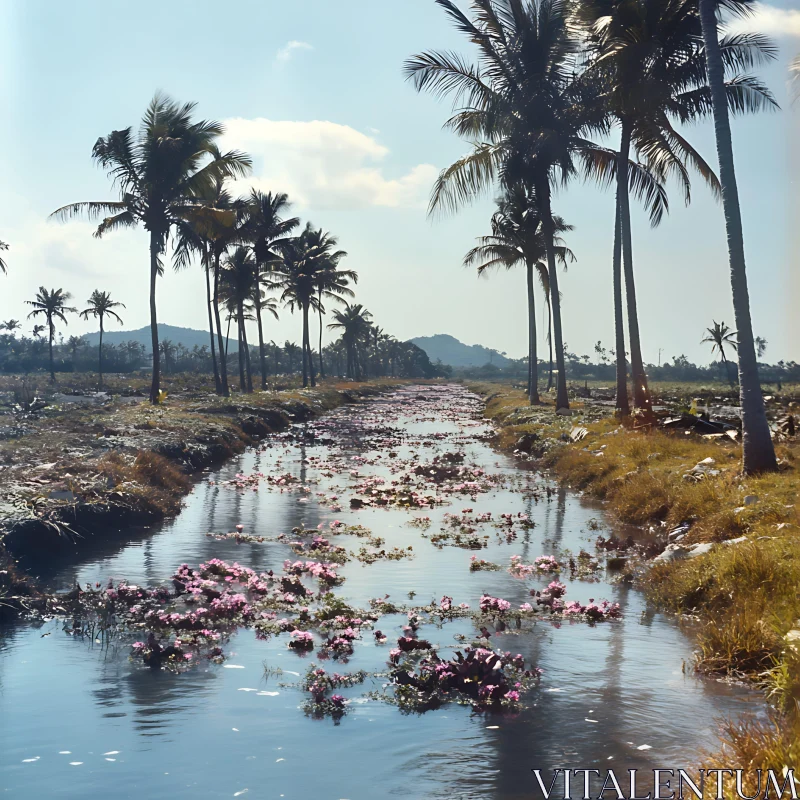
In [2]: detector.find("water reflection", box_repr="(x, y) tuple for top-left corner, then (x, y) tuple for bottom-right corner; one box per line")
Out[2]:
(0, 386), (761, 799)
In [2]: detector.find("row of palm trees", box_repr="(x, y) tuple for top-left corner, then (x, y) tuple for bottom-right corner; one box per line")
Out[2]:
(24, 287), (125, 386)
(46, 94), (365, 401)
(406, 0), (785, 474)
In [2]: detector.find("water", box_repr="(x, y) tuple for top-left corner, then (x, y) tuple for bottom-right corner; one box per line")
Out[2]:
(0, 385), (759, 799)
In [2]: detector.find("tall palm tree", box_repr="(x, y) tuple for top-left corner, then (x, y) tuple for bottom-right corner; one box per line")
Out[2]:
(272, 224), (352, 387)
(26, 287), (76, 382)
(173, 176), (246, 396)
(220, 247), (260, 392)
(327, 303), (373, 380)
(464, 186), (574, 404)
(301, 226), (354, 379)
(405, 0), (661, 410)
(697, 0), (778, 473)
(250, 284), (280, 385)
(702, 319), (738, 384)
(51, 93), (251, 404)
(579, 0), (775, 416)
(79, 290), (125, 390)
(241, 190), (299, 389)
(1, 319), (20, 335)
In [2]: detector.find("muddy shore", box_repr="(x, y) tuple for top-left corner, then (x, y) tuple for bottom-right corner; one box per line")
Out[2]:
(0, 380), (407, 615)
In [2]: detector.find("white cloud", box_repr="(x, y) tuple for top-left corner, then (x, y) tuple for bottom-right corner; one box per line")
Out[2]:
(275, 40), (313, 64)
(221, 117), (438, 210)
(725, 4), (800, 37)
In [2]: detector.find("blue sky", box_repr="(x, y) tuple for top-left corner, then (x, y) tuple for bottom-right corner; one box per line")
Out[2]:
(0, 0), (797, 364)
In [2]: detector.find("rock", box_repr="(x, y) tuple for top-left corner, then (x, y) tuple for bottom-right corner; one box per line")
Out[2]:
(722, 536), (748, 546)
(668, 523), (691, 543)
(744, 495), (758, 506)
(652, 544), (690, 563)
(686, 543), (714, 558)
(515, 433), (540, 453)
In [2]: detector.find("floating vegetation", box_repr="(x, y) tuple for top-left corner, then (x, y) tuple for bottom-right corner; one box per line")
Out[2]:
(382, 645), (541, 713)
(469, 556), (501, 571)
(355, 545), (414, 564)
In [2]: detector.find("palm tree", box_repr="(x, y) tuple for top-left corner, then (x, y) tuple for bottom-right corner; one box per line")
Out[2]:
(250, 285), (280, 384)
(464, 186), (574, 404)
(241, 190), (300, 389)
(301, 226), (354, 379)
(79, 290), (125, 390)
(67, 335), (87, 360)
(702, 320), (738, 384)
(51, 93), (251, 404)
(159, 339), (176, 375)
(755, 336), (767, 360)
(26, 287), (76, 382)
(697, 0), (777, 473)
(284, 340), (302, 374)
(173, 177), (245, 396)
(272, 223), (351, 388)
(219, 247), (259, 392)
(405, 0), (660, 410)
(579, 0), (775, 417)
(327, 303), (373, 380)
(31, 324), (45, 339)
(1, 319), (20, 336)
(0, 240), (8, 273)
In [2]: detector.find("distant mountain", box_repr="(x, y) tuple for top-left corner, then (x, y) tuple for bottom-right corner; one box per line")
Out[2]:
(83, 324), (238, 352)
(409, 334), (512, 368)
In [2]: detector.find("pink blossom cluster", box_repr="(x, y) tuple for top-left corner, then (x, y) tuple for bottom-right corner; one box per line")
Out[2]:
(479, 594), (512, 614)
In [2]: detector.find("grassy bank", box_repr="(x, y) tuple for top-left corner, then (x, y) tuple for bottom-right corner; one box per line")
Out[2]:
(471, 382), (799, 773)
(0, 376), (409, 616)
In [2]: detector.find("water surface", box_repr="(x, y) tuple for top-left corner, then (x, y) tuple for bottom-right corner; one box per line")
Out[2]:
(1, 385), (758, 799)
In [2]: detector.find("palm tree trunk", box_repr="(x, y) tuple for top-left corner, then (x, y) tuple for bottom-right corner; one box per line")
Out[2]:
(618, 119), (652, 415)
(204, 247), (221, 394)
(301, 305), (309, 387)
(225, 314), (232, 361)
(536, 175), (569, 410)
(242, 314), (254, 392)
(48, 319), (55, 383)
(317, 289), (325, 380)
(698, 0), (776, 474)
(148, 235), (161, 404)
(546, 296), (553, 390)
(236, 307), (247, 392)
(526, 263), (539, 404)
(613, 168), (630, 416)
(99, 318), (104, 392)
(212, 252), (229, 397)
(255, 303), (267, 390)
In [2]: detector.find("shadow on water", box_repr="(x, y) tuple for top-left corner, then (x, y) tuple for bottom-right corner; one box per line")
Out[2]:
(0, 385), (763, 799)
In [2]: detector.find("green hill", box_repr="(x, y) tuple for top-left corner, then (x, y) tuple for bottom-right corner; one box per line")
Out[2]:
(410, 334), (512, 368)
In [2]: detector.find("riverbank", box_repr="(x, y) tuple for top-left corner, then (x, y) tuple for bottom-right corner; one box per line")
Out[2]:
(471, 381), (799, 773)
(0, 378), (409, 616)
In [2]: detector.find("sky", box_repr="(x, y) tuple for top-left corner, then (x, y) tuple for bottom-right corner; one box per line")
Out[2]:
(0, 0), (798, 365)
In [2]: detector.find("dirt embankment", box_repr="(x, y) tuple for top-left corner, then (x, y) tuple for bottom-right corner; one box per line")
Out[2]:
(0, 381), (399, 616)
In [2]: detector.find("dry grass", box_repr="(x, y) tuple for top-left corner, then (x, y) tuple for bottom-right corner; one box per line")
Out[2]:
(473, 381), (800, 764)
